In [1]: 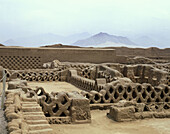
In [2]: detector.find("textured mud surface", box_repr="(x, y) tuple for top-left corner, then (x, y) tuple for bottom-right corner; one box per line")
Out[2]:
(51, 110), (170, 134)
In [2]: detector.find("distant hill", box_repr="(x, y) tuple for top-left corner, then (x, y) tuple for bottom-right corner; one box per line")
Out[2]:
(0, 43), (4, 46)
(64, 32), (91, 44)
(42, 44), (81, 48)
(3, 39), (18, 45)
(130, 36), (159, 47)
(3, 32), (91, 47)
(3, 34), (64, 47)
(73, 32), (137, 47)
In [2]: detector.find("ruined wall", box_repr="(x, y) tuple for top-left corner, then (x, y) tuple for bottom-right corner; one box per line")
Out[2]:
(0, 47), (116, 70)
(108, 101), (170, 122)
(107, 64), (169, 86)
(6, 79), (91, 125)
(67, 69), (169, 104)
(37, 89), (91, 124)
(107, 47), (170, 60)
(5, 88), (53, 133)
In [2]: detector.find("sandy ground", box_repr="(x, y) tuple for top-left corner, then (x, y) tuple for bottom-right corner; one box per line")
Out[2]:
(28, 81), (81, 93)
(27, 82), (170, 134)
(51, 110), (170, 134)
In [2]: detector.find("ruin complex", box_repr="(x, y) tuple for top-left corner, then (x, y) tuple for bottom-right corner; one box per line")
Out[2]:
(0, 46), (169, 134)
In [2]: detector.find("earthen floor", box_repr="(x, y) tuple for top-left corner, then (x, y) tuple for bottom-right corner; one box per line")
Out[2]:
(28, 81), (82, 93)
(52, 110), (170, 134)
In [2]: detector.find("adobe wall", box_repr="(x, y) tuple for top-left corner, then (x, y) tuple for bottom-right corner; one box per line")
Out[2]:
(112, 47), (170, 60)
(0, 47), (116, 70)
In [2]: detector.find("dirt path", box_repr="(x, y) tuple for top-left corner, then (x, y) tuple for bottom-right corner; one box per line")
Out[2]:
(51, 110), (170, 134)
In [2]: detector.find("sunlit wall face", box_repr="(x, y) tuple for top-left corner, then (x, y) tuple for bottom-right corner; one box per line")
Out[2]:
(0, 0), (170, 47)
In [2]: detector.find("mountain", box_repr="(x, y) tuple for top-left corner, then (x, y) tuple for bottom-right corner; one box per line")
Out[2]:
(3, 32), (91, 47)
(131, 36), (158, 47)
(3, 33), (64, 47)
(17, 33), (64, 46)
(3, 39), (19, 46)
(65, 32), (91, 44)
(73, 32), (137, 47)
(0, 43), (4, 46)
(129, 34), (170, 48)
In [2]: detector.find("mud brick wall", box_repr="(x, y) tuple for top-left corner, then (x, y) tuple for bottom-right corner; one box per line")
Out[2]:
(108, 101), (170, 122)
(0, 55), (41, 70)
(0, 47), (116, 70)
(5, 90), (53, 133)
(107, 64), (169, 86)
(68, 70), (169, 104)
(35, 87), (91, 123)
(80, 83), (170, 104)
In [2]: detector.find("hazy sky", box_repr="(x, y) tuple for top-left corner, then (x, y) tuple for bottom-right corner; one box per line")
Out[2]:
(0, 0), (170, 46)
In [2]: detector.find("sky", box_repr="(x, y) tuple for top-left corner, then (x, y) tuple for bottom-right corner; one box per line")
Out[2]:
(0, 0), (170, 47)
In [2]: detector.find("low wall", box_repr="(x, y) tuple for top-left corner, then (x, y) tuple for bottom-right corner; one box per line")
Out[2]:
(0, 47), (116, 70)
(108, 101), (170, 122)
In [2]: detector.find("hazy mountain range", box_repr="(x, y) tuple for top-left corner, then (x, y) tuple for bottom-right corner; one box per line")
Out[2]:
(3, 32), (91, 47)
(2, 32), (169, 48)
(130, 36), (160, 48)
